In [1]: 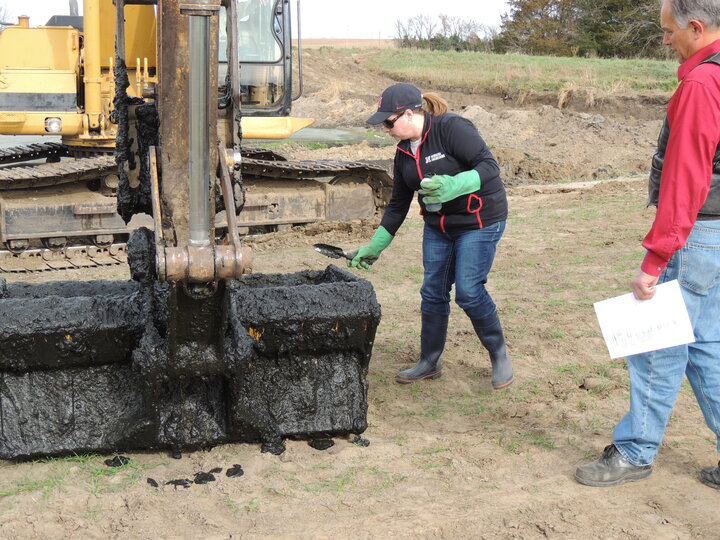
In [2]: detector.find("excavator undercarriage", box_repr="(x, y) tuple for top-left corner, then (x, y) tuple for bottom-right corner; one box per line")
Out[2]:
(0, 143), (391, 273)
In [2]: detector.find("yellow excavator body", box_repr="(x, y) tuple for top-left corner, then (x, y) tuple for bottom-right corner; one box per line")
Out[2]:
(0, 1), (390, 271)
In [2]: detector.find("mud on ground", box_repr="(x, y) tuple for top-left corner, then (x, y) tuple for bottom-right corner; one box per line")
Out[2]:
(3, 50), (719, 539)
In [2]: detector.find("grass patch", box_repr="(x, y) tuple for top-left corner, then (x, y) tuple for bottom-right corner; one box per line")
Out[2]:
(0, 454), (159, 500)
(0, 472), (69, 500)
(282, 466), (406, 497)
(417, 446), (450, 455)
(546, 329), (568, 340)
(505, 380), (544, 403)
(498, 431), (557, 454)
(557, 364), (581, 375)
(366, 49), (676, 97)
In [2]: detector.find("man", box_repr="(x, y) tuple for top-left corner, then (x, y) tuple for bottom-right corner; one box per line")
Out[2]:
(575, 0), (720, 488)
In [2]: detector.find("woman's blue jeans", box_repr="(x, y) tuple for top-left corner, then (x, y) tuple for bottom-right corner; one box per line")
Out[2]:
(420, 221), (505, 319)
(613, 220), (720, 466)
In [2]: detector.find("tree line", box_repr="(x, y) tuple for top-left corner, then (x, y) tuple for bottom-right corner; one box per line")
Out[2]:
(394, 13), (498, 53)
(395, 0), (667, 59)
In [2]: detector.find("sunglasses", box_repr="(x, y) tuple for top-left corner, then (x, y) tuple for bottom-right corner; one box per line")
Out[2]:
(382, 112), (404, 129)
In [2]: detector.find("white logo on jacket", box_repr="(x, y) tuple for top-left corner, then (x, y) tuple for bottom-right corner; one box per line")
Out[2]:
(425, 153), (446, 164)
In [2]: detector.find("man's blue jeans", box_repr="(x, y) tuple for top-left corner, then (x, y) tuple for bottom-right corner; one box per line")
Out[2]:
(614, 220), (720, 466)
(420, 221), (505, 319)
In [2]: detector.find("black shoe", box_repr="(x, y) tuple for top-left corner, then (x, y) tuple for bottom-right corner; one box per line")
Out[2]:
(395, 358), (442, 384)
(575, 444), (652, 487)
(700, 462), (720, 489)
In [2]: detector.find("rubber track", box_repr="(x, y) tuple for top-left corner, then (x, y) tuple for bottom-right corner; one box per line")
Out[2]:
(0, 146), (385, 186)
(240, 157), (388, 179)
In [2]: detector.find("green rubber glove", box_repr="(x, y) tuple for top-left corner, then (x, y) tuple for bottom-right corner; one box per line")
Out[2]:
(347, 226), (394, 270)
(418, 170), (481, 205)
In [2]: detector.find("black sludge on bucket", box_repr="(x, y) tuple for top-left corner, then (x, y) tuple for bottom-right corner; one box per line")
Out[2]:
(0, 266), (380, 459)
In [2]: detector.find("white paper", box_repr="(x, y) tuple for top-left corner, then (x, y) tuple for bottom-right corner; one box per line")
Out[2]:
(593, 280), (695, 359)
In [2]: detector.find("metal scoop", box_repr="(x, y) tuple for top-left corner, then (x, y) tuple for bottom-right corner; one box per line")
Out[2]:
(313, 243), (352, 260)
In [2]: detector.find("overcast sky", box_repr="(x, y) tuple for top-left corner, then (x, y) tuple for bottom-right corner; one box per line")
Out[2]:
(3, 0), (511, 39)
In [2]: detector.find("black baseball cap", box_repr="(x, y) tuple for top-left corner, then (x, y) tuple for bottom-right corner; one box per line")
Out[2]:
(367, 83), (423, 125)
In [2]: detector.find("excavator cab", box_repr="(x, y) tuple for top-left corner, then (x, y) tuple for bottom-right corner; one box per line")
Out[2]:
(221, 0), (290, 113)
(219, 0), (313, 138)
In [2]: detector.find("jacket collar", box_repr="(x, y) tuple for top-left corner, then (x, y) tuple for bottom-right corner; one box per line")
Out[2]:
(678, 39), (720, 81)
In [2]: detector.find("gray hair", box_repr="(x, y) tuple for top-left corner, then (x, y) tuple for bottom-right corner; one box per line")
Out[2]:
(663, 0), (720, 30)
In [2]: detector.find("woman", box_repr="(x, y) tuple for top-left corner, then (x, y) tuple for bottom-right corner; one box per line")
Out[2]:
(348, 82), (513, 389)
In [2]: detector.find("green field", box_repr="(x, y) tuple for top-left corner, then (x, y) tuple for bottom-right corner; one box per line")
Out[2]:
(365, 49), (678, 96)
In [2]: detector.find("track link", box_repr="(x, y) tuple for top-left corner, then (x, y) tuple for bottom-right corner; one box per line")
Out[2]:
(0, 244), (127, 273)
(0, 142), (69, 165)
(0, 154), (116, 189)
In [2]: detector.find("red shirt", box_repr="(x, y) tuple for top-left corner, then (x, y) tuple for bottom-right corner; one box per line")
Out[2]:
(641, 39), (720, 276)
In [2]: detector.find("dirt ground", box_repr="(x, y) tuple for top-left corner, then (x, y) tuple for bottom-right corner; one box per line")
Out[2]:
(2, 49), (719, 539)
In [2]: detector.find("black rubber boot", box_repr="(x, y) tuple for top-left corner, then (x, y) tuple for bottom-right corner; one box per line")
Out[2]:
(395, 312), (448, 384)
(471, 311), (514, 389)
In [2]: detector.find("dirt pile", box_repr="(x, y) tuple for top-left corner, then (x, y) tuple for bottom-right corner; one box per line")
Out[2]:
(289, 49), (667, 185)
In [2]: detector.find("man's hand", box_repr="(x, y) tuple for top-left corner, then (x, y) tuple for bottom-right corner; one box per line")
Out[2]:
(631, 270), (659, 300)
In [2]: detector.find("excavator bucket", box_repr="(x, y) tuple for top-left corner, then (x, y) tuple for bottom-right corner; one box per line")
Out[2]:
(0, 264), (380, 459)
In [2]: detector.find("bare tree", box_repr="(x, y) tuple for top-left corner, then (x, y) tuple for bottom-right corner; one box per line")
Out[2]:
(394, 13), (489, 50)
(611, 2), (664, 58)
(409, 14), (436, 40)
(0, 4), (12, 28)
(476, 24), (500, 52)
(479, 24), (500, 41)
(438, 14), (453, 37)
(394, 19), (411, 40)
(438, 14), (481, 41)
(422, 14), (438, 40)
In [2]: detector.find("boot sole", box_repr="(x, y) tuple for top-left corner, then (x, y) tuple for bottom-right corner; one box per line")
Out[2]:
(574, 467), (652, 487)
(492, 376), (514, 390)
(395, 371), (442, 384)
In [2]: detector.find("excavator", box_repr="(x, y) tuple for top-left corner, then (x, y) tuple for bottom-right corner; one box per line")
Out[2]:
(0, 0), (381, 459)
(0, 0), (391, 272)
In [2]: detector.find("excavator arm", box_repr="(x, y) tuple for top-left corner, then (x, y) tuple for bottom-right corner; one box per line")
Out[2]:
(115, 0), (252, 284)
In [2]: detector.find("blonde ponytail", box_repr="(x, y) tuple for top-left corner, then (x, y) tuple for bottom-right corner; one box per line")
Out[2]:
(421, 92), (449, 116)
